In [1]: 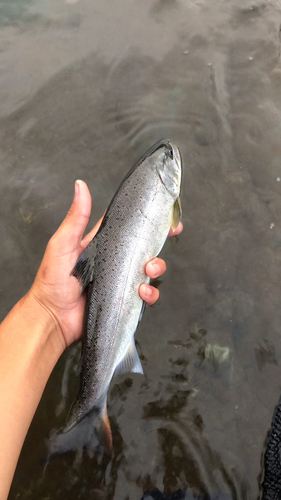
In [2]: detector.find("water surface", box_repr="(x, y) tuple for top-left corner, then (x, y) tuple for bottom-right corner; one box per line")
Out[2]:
(1, 0), (281, 498)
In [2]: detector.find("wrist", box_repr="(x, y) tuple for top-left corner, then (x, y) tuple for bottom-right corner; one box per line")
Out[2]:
(0, 292), (65, 498)
(2, 291), (66, 380)
(25, 290), (66, 356)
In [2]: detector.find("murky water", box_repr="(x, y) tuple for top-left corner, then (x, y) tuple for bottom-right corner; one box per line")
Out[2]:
(1, 0), (281, 498)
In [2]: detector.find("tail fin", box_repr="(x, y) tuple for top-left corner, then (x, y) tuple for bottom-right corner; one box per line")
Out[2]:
(45, 398), (112, 466)
(100, 407), (112, 451)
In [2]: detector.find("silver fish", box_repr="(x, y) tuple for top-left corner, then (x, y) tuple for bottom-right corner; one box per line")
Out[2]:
(64, 139), (182, 449)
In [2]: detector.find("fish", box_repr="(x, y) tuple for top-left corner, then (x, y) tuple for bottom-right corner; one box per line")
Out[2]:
(57, 139), (182, 452)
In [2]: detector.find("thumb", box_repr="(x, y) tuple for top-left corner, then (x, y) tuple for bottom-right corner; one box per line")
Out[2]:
(58, 180), (92, 246)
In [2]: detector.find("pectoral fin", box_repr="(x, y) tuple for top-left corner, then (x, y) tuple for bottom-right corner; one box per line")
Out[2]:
(172, 197), (182, 232)
(114, 340), (143, 376)
(71, 239), (96, 291)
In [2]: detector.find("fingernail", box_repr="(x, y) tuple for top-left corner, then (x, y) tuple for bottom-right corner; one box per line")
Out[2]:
(142, 284), (152, 296)
(151, 262), (161, 276)
(75, 180), (81, 198)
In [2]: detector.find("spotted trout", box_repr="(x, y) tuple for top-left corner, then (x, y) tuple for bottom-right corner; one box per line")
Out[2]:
(58, 139), (182, 452)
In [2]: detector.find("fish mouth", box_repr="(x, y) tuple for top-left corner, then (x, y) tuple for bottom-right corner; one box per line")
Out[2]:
(163, 141), (182, 190)
(147, 138), (174, 159)
(152, 139), (182, 198)
(153, 139), (181, 170)
(170, 143), (181, 167)
(147, 139), (182, 168)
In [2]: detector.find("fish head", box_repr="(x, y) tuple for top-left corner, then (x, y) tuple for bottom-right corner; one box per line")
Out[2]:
(155, 140), (182, 200)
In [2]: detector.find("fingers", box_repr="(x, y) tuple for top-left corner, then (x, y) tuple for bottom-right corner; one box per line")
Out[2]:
(139, 284), (159, 306)
(145, 257), (166, 279)
(168, 221), (183, 237)
(56, 180), (92, 248)
(138, 257), (166, 306)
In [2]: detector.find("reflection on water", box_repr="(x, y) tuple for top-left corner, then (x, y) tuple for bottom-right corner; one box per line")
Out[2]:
(1, 0), (281, 498)
(0, 0), (34, 27)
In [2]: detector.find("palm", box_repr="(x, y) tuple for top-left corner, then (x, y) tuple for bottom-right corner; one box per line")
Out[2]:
(33, 236), (89, 346)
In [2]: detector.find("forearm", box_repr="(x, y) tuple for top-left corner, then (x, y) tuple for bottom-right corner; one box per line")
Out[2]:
(0, 293), (65, 500)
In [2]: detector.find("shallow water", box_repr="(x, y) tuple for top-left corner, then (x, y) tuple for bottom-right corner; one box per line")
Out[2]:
(1, 0), (281, 498)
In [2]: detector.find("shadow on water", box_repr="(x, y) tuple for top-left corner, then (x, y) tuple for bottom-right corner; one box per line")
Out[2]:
(42, 421), (126, 500)
(140, 348), (245, 498)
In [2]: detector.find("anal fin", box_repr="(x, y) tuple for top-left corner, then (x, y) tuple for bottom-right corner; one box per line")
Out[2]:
(114, 340), (143, 376)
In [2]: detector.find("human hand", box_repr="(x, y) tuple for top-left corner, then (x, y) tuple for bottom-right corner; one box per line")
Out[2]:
(30, 180), (183, 348)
